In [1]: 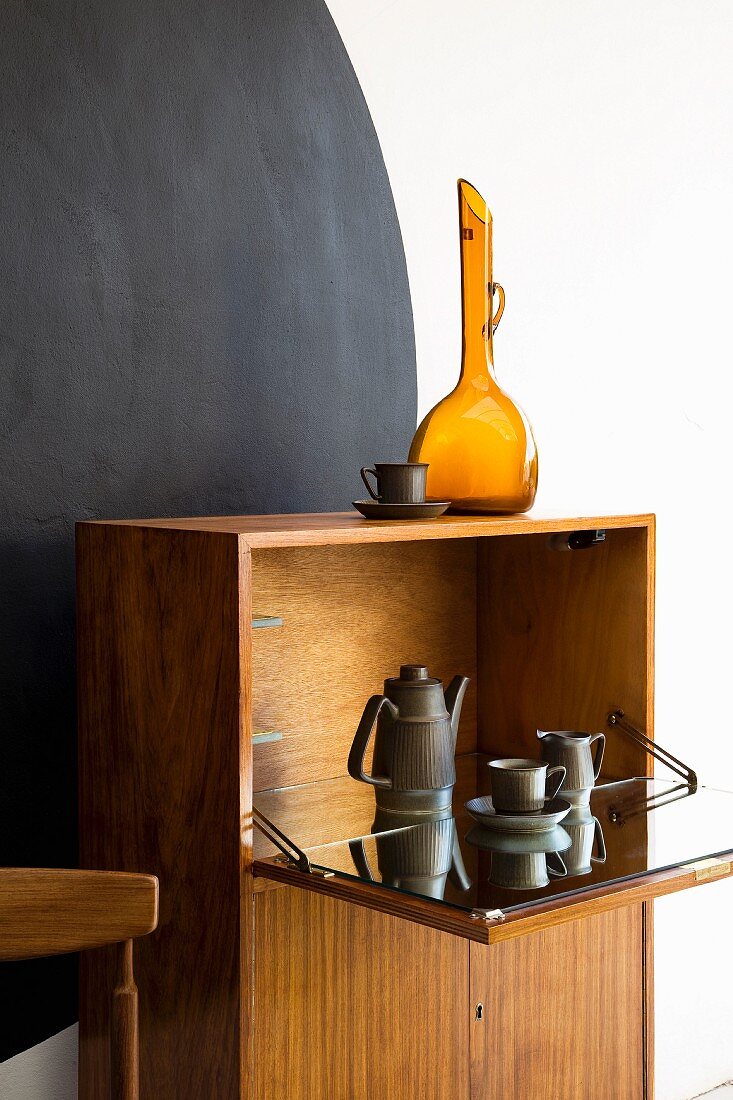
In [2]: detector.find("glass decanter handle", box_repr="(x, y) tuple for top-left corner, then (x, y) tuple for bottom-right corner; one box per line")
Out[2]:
(483, 282), (505, 337)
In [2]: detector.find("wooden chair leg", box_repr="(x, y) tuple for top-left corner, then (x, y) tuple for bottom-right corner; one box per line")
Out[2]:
(111, 939), (139, 1100)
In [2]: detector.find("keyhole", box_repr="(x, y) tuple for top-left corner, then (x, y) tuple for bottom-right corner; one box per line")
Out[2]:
(475, 1003), (484, 1021)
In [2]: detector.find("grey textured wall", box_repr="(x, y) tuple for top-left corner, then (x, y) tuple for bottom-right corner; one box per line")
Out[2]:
(0, 0), (415, 1060)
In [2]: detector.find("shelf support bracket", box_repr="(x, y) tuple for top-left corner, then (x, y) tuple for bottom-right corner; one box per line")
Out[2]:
(252, 808), (313, 874)
(607, 709), (698, 790)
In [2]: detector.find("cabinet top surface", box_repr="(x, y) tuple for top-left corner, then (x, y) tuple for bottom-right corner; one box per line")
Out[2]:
(83, 510), (655, 548)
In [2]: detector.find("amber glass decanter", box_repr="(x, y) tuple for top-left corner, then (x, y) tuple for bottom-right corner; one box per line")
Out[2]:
(409, 180), (538, 513)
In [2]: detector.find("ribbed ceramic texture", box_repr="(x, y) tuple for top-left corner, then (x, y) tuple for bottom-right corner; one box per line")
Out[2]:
(490, 851), (549, 891)
(489, 763), (547, 813)
(376, 817), (457, 879)
(386, 720), (457, 789)
(539, 733), (604, 791)
(367, 463), (428, 504)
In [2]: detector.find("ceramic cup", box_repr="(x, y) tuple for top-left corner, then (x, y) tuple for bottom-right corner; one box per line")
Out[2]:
(488, 758), (567, 815)
(360, 462), (429, 504)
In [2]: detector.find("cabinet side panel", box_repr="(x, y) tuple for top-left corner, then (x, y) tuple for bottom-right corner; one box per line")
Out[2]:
(478, 526), (652, 780)
(471, 905), (645, 1099)
(253, 887), (471, 1100)
(77, 524), (245, 1099)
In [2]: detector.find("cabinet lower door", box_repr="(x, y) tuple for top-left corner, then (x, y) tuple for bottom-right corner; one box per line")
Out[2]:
(253, 886), (471, 1100)
(469, 904), (647, 1100)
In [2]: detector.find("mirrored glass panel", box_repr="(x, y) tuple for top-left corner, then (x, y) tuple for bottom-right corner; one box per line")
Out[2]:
(253, 755), (733, 917)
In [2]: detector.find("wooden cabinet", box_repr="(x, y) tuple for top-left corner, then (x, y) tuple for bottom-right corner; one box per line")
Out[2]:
(76, 511), (732, 1099)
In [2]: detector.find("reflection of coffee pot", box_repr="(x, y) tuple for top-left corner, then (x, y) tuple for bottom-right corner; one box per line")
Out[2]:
(537, 730), (606, 807)
(348, 665), (470, 811)
(562, 805), (607, 876)
(349, 807), (471, 900)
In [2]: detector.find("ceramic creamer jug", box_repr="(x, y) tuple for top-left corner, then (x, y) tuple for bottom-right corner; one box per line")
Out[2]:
(537, 730), (606, 807)
(348, 665), (470, 811)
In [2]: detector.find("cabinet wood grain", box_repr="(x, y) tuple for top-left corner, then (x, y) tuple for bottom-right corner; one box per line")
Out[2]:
(477, 525), (654, 782)
(253, 886), (471, 1100)
(91, 510), (655, 548)
(251, 540), (478, 791)
(470, 905), (645, 1099)
(77, 524), (251, 1100)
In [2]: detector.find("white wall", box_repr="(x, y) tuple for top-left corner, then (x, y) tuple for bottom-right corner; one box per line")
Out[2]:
(0, 1026), (77, 1099)
(325, 1), (733, 1097)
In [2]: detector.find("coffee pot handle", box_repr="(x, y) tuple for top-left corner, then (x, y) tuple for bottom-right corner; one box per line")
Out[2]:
(589, 733), (606, 779)
(448, 828), (472, 892)
(347, 695), (397, 789)
(348, 838), (376, 881)
(591, 817), (607, 864)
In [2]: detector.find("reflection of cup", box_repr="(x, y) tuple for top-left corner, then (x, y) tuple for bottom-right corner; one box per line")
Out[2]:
(360, 462), (429, 504)
(562, 806), (607, 876)
(489, 850), (567, 891)
(465, 824), (571, 891)
(488, 758), (566, 814)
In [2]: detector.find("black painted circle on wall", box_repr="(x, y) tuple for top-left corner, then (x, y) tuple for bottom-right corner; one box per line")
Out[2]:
(0, 0), (416, 1059)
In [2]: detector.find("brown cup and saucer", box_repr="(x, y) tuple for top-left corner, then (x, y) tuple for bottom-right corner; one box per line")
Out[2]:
(464, 758), (571, 834)
(353, 462), (450, 519)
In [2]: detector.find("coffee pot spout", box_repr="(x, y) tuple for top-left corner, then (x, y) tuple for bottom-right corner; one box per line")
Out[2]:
(444, 675), (470, 748)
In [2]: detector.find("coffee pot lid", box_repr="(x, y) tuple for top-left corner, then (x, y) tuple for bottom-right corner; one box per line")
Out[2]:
(387, 664), (442, 687)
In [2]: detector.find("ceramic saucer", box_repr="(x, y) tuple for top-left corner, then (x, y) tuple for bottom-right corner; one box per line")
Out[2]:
(464, 795), (571, 833)
(464, 824), (572, 854)
(353, 499), (450, 520)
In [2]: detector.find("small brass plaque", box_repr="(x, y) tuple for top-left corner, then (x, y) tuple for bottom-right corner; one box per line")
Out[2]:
(685, 857), (731, 882)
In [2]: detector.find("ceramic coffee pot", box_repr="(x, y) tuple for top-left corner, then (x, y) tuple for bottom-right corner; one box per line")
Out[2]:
(536, 730), (606, 807)
(348, 665), (470, 811)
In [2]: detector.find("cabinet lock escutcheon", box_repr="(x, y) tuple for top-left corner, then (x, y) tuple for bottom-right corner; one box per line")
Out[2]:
(475, 1003), (484, 1021)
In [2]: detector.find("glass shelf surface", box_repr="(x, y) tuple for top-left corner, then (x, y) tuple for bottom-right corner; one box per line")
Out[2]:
(254, 760), (733, 916)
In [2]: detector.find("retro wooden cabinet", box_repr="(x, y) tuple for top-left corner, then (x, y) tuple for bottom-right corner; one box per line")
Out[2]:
(77, 512), (733, 1099)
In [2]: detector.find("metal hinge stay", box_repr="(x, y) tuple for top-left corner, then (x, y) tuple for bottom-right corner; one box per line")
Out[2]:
(470, 908), (505, 923)
(252, 807), (335, 876)
(607, 709), (698, 789)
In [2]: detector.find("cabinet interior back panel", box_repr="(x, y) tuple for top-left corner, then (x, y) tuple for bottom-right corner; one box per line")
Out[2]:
(251, 540), (478, 792)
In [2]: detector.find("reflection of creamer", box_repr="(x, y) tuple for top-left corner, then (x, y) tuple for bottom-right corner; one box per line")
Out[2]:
(409, 179), (538, 513)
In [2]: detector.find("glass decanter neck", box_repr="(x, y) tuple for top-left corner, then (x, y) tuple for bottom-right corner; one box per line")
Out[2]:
(458, 179), (498, 382)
